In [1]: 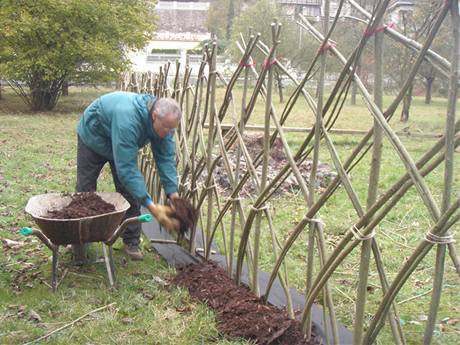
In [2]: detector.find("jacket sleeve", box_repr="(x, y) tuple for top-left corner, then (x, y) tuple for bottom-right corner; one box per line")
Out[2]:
(151, 133), (178, 196)
(112, 120), (151, 206)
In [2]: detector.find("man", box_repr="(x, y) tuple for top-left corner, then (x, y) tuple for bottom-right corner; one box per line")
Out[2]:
(76, 91), (181, 260)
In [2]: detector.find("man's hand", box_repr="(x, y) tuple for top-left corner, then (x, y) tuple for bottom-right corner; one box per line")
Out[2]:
(147, 203), (180, 232)
(168, 192), (179, 200)
(166, 192), (179, 207)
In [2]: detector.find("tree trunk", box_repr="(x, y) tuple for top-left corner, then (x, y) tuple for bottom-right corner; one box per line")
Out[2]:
(0, 79), (2, 100)
(400, 83), (414, 122)
(62, 81), (69, 96)
(31, 89), (54, 110)
(351, 79), (358, 105)
(29, 85), (61, 110)
(28, 76), (64, 111)
(425, 76), (434, 104)
(275, 70), (284, 103)
(226, 0), (235, 40)
(351, 61), (361, 105)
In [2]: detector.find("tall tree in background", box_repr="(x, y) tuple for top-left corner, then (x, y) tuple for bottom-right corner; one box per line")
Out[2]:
(385, 0), (448, 121)
(347, 0), (378, 105)
(417, 2), (451, 104)
(207, 0), (242, 44)
(227, 0), (235, 40)
(398, 8), (416, 122)
(0, 0), (156, 111)
(229, 0), (317, 71)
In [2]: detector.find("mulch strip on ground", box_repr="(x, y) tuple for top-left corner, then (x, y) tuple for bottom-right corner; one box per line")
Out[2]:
(173, 261), (320, 345)
(46, 192), (115, 219)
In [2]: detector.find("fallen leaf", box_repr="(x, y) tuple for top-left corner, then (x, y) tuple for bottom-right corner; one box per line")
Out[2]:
(121, 317), (133, 324)
(408, 320), (422, 326)
(121, 257), (128, 267)
(366, 285), (376, 294)
(1, 238), (24, 250)
(142, 292), (154, 300)
(418, 314), (428, 321)
(176, 305), (192, 313)
(28, 310), (42, 322)
(152, 276), (168, 287)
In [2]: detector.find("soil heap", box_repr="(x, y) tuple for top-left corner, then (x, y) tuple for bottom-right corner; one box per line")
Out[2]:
(46, 192), (115, 219)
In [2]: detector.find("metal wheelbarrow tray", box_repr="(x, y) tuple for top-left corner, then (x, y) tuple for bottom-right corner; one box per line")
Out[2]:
(22, 192), (152, 290)
(25, 192), (130, 245)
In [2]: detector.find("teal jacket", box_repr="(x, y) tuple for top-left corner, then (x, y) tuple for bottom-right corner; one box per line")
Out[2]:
(77, 91), (178, 206)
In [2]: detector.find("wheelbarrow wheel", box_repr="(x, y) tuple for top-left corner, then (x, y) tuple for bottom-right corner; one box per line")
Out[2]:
(71, 244), (89, 265)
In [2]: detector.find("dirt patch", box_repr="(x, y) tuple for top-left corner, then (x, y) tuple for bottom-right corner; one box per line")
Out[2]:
(241, 135), (286, 163)
(205, 134), (337, 197)
(46, 192), (115, 219)
(173, 261), (320, 345)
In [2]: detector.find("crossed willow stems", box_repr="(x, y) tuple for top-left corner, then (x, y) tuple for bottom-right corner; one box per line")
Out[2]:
(125, 1), (459, 343)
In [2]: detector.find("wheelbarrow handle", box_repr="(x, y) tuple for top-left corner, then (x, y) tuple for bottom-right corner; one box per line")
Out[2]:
(137, 214), (153, 223)
(20, 227), (57, 251)
(105, 214), (153, 246)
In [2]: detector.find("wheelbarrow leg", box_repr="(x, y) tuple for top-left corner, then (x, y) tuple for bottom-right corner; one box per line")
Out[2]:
(108, 245), (116, 282)
(102, 243), (116, 288)
(51, 246), (59, 292)
(20, 228), (61, 291)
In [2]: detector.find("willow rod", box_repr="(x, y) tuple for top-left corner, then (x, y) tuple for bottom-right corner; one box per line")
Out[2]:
(423, 1), (459, 343)
(364, 198), (460, 344)
(298, 11), (460, 275)
(265, 0), (395, 301)
(302, 134), (460, 326)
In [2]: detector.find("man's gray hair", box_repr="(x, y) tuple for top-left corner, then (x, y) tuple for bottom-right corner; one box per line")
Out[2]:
(154, 98), (182, 121)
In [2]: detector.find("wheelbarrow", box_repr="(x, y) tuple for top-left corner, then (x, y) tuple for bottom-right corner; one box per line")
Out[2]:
(20, 192), (152, 291)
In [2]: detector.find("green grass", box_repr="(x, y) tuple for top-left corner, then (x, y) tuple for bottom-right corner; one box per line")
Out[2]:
(0, 87), (252, 345)
(0, 85), (459, 345)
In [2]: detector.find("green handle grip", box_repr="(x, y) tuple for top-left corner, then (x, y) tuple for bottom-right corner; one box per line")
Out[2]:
(20, 227), (33, 236)
(137, 214), (153, 223)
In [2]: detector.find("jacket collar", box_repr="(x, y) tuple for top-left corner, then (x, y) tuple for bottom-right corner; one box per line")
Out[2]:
(146, 97), (157, 139)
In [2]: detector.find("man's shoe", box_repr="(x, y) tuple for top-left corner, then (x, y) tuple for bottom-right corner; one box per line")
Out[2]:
(123, 244), (144, 261)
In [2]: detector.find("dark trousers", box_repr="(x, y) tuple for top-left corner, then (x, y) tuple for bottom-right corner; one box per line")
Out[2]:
(76, 136), (141, 246)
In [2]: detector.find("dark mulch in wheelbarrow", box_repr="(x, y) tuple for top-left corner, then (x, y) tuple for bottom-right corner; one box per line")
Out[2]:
(173, 262), (320, 345)
(47, 192), (115, 219)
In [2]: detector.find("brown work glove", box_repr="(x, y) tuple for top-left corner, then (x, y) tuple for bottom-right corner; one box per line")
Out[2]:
(147, 203), (180, 232)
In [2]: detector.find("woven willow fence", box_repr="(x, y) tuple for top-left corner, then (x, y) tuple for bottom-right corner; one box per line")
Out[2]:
(122, 0), (459, 343)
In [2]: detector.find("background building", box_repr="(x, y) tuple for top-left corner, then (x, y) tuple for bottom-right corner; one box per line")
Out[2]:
(129, 0), (211, 72)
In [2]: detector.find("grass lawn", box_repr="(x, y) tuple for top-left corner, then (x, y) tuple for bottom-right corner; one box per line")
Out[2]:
(0, 87), (251, 345)
(0, 85), (458, 344)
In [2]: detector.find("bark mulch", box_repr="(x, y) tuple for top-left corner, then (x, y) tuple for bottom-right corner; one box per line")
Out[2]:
(169, 197), (198, 237)
(173, 261), (321, 345)
(46, 192), (115, 219)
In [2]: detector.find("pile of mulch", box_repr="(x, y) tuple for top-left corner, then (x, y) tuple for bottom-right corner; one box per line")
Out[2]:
(173, 261), (320, 345)
(201, 134), (337, 197)
(46, 192), (115, 219)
